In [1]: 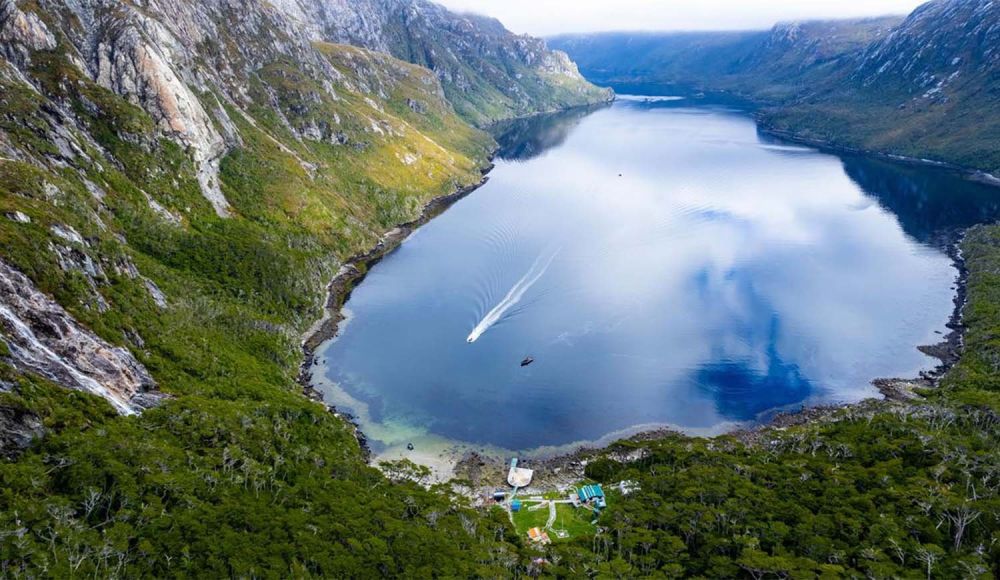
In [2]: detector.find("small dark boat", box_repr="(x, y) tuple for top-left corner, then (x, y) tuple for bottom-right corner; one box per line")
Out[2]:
(406, 443), (414, 451)
(520, 356), (535, 367)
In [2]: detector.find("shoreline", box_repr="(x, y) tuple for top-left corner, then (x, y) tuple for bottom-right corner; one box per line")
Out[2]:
(296, 160), (495, 453)
(484, 233), (971, 487)
(611, 81), (999, 186)
(757, 123), (1000, 189)
(295, 102), (976, 486)
(479, 92), (616, 130)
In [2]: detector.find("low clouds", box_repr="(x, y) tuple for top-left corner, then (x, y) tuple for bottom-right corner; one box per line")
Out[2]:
(437, 0), (926, 35)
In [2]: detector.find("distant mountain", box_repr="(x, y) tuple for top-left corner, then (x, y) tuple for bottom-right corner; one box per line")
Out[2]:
(550, 18), (900, 99)
(769, 0), (1000, 174)
(552, 0), (1000, 175)
(549, 30), (768, 89)
(855, 0), (999, 96)
(734, 18), (902, 99)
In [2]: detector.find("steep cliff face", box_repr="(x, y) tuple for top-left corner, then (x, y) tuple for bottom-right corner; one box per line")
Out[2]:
(272, 0), (612, 125)
(4, 0), (238, 215)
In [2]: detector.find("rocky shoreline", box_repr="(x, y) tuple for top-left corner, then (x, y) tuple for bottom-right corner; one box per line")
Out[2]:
(296, 160), (496, 454)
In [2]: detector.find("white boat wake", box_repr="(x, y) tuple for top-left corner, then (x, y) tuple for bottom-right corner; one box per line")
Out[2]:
(466, 249), (559, 343)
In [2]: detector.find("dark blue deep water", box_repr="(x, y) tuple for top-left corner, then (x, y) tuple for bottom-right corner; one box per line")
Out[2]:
(313, 99), (1000, 454)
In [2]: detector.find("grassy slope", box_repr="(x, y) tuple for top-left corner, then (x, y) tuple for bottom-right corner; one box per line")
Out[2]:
(0, 36), (532, 575)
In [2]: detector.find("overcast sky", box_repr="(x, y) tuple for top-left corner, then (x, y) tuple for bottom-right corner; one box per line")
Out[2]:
(435, 0), (927, 36)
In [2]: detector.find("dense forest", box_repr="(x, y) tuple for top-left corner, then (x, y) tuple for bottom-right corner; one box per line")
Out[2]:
(5, 175), (997, 578)
(0, 0), (998, 577)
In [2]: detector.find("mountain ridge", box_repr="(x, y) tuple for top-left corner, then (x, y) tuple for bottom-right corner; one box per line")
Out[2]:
(0, 0), (607, 574)
(0, 0), (997, 577)
(271, 0), (612, 125)
(551, 0), (1000, 174)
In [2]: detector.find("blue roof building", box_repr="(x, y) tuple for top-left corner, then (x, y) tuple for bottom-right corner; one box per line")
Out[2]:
(511, 499), (523, 512)
(577, 484), (606, 509)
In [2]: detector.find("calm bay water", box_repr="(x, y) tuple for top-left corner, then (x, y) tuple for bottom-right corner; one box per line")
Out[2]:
(313, 98), (1000, 454)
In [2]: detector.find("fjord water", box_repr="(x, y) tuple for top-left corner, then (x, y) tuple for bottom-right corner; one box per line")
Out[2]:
(314, 99), (1000, 453)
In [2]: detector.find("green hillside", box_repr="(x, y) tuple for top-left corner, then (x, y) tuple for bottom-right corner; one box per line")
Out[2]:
(0, 0), (997, 576)
(552, 0), (1000, 175)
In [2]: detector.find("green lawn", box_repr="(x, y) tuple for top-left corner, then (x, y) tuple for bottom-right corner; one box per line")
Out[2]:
(511, 502), (550, 534)
(510, 499), (597, 542)
(550, 503), (597, 539)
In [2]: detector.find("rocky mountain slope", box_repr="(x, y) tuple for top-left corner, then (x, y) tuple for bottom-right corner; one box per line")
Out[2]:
(0, 0), (997, 576)
(0, 0), (608, 574)
(760, 0), (1000, 175)
(274, 0), (612, 125)
(552, 0), (1000, 174)
(0, 259), (160, 415)
(0, 0), (606, 432)
(855, 0), (999, 95)
(0, 0), (495, 415)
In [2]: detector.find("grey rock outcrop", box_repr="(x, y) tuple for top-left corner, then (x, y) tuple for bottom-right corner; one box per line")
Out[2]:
(269, 0), (611, 124)
(0, 402), (44, 459)
(0, 0), (56, 66)
(0, 260), (159, 414)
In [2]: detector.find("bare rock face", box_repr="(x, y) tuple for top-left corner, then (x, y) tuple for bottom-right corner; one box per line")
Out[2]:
(78, 2), (230, 216)
(539, 49), (589, 78)
(36, 0), (339, 217)
(0, 0), (57, 66)
(21, 0), (360, 217)
(0, 260), (159, 414)
(270, 0), (611, 124)
(0, 402), (44, 459)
